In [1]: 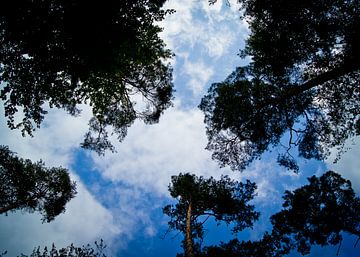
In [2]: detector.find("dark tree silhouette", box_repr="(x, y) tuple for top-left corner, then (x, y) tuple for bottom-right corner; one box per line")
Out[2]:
(196, 171), (360, 257)
(198, 234), (282, 257)
(271, 170), (360, 255)
(163, 173), (259, 257)
(0, 145), (76, 222)
(17, 240), (107, 257)
(0, 0), (174, 154)
(200, 0), (360, 171)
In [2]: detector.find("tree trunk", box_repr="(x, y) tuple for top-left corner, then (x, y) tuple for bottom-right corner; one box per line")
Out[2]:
(185, 201), (194, 257)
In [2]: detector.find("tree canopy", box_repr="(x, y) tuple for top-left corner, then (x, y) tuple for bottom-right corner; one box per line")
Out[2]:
(0, 0), (174, 154)
(163, 173), (259, 257)
(177, 171), (360, 257)
(0, 145), (76, 222)
(270, 170), (360, 255)
(200, 0), (360, 171)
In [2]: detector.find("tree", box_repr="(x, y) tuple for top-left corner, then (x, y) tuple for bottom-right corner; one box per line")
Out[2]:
(163, 173), (259, 257)
(200, 0), (360, 171)
(270, 170), (360, 255)
(17, 240), (107, 257)
(0, 0), (174, 154)
(196, 171), (360, 257)
(0, 145), (76, 222)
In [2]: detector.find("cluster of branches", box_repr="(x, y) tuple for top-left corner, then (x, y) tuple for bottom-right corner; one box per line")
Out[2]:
(164, 171), (360, 257)
(1, 0), (360, 256)
(0, 0), (174, 154)
(0, 145), (76, 222)
(200, 0), (359, 172)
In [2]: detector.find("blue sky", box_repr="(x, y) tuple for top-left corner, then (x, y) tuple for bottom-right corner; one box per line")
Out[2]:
(0, 1), (359, 256)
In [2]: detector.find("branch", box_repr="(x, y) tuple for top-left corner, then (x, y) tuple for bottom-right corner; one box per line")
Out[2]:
(354, 236), (360, 248)
(256, 62), (359, 109)
(336, 238), (343, 256)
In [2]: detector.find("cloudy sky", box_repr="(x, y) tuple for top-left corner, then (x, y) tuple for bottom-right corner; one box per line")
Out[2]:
(1, 1), (359, 256)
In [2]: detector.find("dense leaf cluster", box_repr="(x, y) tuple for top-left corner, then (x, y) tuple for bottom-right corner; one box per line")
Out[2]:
(270, 170), (360, 255)
(164, 173), (259, 239)
(200, 0), (360, 171)
(0, 145), (76, 222)
(0, 0), (174, 154)
(164, 173), (259, 256)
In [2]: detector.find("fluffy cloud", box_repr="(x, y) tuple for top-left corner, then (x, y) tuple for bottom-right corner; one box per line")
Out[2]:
(327, 137), (360, 193)
(0, 104), (91, 167)
(159, 0), (249, 99)
(183, 59), (215, 95)
(90, 102), (222, 197)
(90, 100), (290, 206)
(160, 0), (247, 58)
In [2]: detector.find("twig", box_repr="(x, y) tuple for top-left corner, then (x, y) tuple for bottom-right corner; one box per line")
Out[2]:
(336, 238), (342, 256)
(354, 236), (360, 248)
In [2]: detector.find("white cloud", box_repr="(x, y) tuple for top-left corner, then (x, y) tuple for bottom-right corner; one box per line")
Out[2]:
(183, 59), (215, 95)
(160, 0), (247, 57)
(327, 137), (360, 193)
(158, 0), (249, 102)
(89, 101), (286, 207)
(0, 104), (92, 167)
(90, 102), (223, 197)
(161, 0), (247, 57)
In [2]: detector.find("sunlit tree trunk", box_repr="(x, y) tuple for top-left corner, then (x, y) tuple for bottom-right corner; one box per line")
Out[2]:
(185, 201), (194, 257)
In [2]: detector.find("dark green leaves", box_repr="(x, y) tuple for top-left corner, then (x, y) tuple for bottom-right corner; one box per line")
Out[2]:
(164, 173), (259, 248)
(271, 170), (360, 255)
(0, 0), (174, 154)
(0, 145), (76, 222)
(200, 0), (360, 171)
(187, 171), (360, 257)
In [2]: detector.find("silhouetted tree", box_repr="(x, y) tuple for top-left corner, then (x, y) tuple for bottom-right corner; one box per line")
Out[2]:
(200, 0), (359, 171)
(163, 173), (259, 257)
(0, 0), (174, 154)
(271, 170), (360, 255)
(199, 234), (283, 257)
(0, 145), (76, 222)
(18, 240), (107, 257)
(197, 171), (360, 257)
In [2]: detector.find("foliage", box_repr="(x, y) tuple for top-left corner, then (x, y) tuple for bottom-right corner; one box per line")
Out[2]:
(0, 145), (76, 222)
(271, 170), (360, 255)
(200, 0), (360, 171)
(196, 171), (360, 257)
(163, 173), (259, 256)
(0, 0), (174, 154)
(18, 240), (107, 257)
(198, 234), (282, 257)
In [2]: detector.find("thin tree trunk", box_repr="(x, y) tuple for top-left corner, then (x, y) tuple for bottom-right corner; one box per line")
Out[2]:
(185, 201), (194, 257)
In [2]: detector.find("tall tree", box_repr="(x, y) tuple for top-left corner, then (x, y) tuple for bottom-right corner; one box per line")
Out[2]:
(163, 173), (259, 257)
(200, 0), (359, 171)
(0, 0), (174, 154)
(0, 145), (76, 222)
